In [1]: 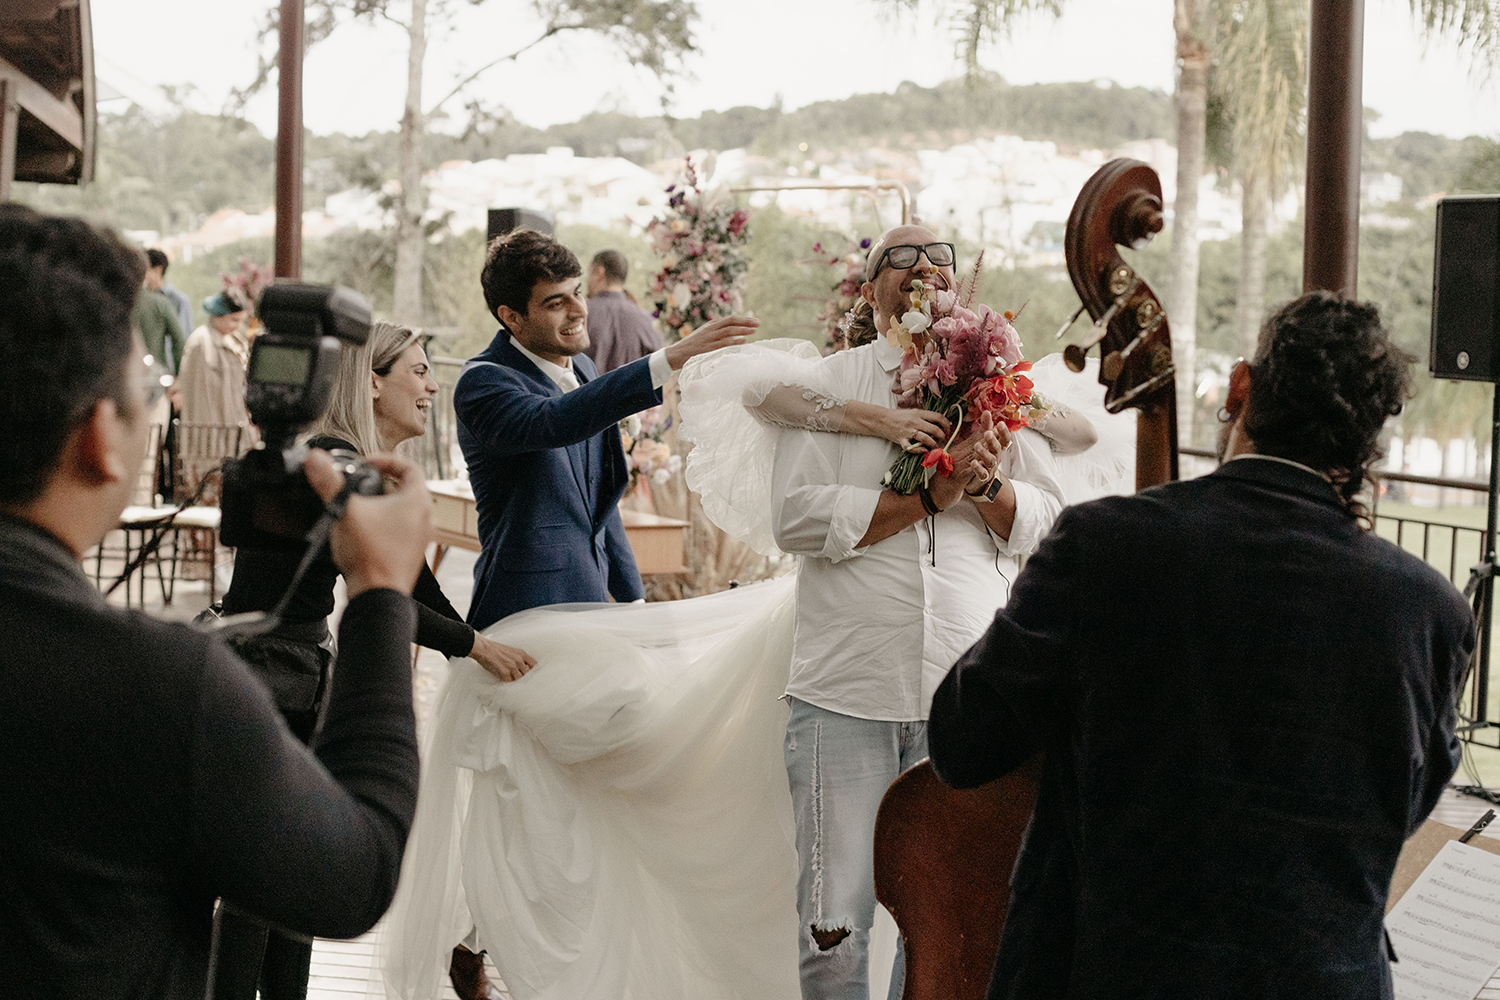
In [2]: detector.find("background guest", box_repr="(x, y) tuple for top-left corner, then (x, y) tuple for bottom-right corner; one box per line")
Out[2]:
(145, 247), (194, 353)
(132, 255), (185, 377)
(583, 248), (662, 373)
(177, 290), (256, 447)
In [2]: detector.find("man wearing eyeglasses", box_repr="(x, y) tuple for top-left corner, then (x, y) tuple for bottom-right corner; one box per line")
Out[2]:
(0, 205), (433, 999)
(769, 224), (1065, 1000)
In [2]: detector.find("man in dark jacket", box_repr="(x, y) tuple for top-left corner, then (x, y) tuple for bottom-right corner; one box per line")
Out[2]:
(928, 291), (1474, 999)
(0, 205), (433, 999)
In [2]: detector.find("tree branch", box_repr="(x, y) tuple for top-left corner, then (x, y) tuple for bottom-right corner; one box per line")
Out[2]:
(423, 22), (584, 117)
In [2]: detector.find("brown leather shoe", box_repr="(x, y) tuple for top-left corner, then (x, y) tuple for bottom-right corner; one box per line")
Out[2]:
(449, 945), (504, 1000)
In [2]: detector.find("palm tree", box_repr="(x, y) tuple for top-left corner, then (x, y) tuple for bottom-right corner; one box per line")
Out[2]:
(1211, 0), (1307, 360)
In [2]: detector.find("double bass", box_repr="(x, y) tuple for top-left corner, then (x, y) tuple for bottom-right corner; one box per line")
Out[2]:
(871, 158), (1181, 999)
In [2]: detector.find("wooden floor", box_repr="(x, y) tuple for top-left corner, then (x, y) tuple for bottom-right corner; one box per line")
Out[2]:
(307, 929), (508, 1000)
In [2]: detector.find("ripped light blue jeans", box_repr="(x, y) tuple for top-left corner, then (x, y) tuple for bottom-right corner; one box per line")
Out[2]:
(783, 697), (929, 1000)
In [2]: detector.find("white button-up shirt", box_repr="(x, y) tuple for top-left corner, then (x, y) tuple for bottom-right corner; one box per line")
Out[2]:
(511, 337), (674, 394)
(770, 335), (1066, 721)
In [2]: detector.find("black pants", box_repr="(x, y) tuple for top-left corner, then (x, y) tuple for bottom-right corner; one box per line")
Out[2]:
(212, 909), (313, 1000)
(210, 632), (325, 1000)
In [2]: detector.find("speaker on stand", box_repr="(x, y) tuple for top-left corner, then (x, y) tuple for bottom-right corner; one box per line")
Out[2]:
(1431, 194), (1500, 738)
(487, 207), (556, 246)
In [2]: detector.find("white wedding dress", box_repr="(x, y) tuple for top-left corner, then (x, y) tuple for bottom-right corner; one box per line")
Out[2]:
(379, 340), (1133, 1000)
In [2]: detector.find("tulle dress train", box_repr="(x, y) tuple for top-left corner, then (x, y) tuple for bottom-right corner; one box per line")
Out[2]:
(379, 340), (1134, 999)
(380, 580), (803, 1000)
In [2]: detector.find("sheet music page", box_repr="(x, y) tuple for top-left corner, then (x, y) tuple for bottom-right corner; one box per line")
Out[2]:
(1388, 839), (1500, 1000)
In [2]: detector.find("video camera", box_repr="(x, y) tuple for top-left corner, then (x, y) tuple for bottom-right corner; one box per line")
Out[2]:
(220, 283), (383, 546)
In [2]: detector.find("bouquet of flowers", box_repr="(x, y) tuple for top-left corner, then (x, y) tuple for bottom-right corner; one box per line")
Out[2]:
(647, 156), (750, 342)
(883, 277), (1050, 495)
(620, 406), (681, 495)
(810, 236), (871, 354)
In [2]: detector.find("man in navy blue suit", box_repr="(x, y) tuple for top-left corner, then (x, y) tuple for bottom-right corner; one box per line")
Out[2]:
(456, 228), (757, 629)
(448, 229), (756, 997)
(928, 292), (1474, 999)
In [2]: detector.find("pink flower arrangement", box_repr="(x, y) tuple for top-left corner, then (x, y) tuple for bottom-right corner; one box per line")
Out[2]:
(646, 157), (750, 342)
(809, 236), (872, 354)
(883, 277), (1048, 495)
(223, 259), (274, 315)
(620, 406), (681, 495)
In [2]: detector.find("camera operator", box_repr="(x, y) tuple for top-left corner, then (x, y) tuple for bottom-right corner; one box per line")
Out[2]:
(0, 206), (429, 998)
(211, 322), (534, 1000)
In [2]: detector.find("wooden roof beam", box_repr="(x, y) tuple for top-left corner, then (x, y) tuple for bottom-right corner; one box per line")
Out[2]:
(0, 52), (81, 150)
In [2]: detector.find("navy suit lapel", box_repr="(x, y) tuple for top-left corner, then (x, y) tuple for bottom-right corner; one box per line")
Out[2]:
(574, 363), (597, 525)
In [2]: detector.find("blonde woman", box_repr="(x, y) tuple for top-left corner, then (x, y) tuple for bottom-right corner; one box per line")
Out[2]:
(213, 322), (532, 1000)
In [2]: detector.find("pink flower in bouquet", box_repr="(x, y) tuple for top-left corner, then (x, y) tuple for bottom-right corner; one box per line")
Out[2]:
(934, 356), (959, 387)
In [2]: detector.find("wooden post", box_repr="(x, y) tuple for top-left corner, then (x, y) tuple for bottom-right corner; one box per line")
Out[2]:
(274, 0), (304, 279)
(1302, 0), (1365, 295)
(0, 80), (18, 204)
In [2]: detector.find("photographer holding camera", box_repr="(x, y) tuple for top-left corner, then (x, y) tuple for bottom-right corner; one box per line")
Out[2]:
(211, 321), (534, 1000)
(0, 207), (430, 998)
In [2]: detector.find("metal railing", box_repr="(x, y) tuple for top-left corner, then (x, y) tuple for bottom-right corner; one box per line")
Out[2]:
(1185, 445), (1498, 746)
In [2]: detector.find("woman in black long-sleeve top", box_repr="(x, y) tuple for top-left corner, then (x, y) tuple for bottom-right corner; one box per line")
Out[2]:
(214, 322), (534, 1000)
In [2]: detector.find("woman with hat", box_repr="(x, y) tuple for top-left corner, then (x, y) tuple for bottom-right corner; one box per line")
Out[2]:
(176, 290), (257, 450)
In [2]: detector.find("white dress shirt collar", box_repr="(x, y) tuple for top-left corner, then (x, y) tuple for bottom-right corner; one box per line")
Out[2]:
(510, 335), (580, 392)
(873, 332), (902, 372)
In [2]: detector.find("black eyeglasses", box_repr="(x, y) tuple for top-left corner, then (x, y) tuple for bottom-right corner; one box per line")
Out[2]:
(869, 242), (956, 280)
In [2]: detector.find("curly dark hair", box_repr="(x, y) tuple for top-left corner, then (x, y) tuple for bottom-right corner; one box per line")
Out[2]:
(1242, 291), (1414, 519)
(480, 228), (581, 320)
(0, 206), (145, 506)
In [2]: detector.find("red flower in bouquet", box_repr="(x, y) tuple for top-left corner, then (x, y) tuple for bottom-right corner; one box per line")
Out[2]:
(882, 280), (1050, 495)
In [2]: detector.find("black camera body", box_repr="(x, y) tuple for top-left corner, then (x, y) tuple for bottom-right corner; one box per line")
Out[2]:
(220, 283), (378, 547)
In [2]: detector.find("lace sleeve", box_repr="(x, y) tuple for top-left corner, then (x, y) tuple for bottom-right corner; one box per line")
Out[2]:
(747, 383), (850, 433)
(678, 339), (838, 556)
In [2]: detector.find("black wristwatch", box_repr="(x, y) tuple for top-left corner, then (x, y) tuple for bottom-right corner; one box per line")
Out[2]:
(966, 476), (1005, 503)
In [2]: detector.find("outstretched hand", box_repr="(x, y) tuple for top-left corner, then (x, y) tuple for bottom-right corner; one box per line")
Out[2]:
(304, 449), (431, 599)
(663, 315), (761, 371)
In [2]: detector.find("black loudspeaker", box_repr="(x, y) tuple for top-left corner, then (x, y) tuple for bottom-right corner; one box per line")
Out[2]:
(1431, 195), (1500, 382)
(487, 207), (556, 245)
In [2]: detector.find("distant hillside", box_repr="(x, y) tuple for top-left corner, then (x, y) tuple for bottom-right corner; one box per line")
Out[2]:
(14, 74), (1497, 239)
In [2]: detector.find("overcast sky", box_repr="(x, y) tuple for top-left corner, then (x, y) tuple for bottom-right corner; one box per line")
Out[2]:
(93, 0), (1499, 142)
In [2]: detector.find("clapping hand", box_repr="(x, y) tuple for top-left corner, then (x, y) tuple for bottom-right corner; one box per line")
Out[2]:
(928, 412), (1006, 507)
